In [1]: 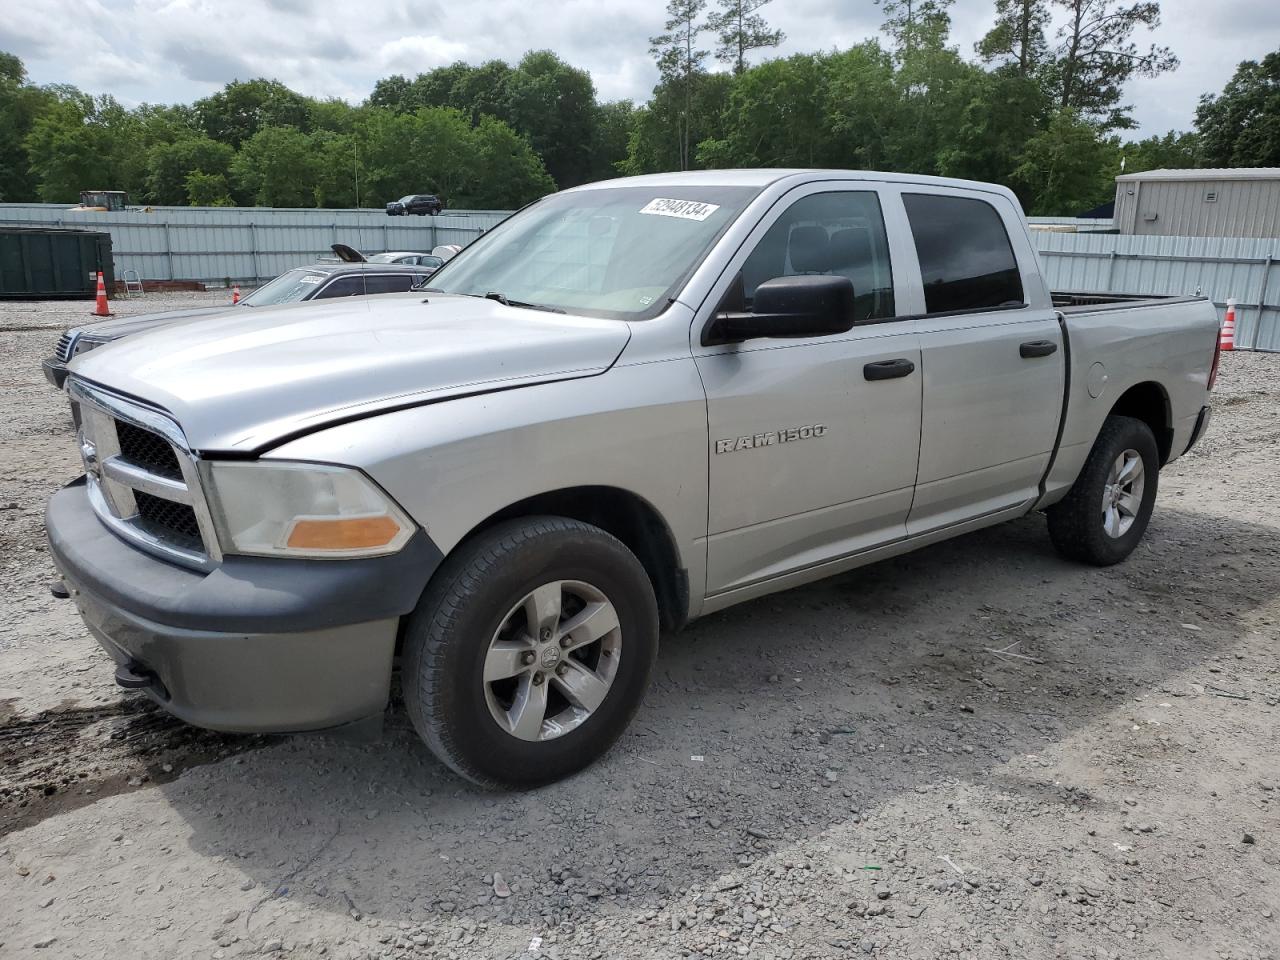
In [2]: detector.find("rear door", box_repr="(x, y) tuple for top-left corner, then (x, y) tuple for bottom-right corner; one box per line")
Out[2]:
(894, 188), (1065, 535)
(694, 185), (924, 596)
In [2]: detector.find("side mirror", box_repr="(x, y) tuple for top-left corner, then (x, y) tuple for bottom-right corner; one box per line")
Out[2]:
(703, 275), (856, 346)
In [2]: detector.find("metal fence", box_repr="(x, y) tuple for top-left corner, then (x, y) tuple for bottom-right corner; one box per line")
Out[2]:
(0, 203), (511, 285)
(1033, 232), (1280, 351)
(2, 203), (1276, 350)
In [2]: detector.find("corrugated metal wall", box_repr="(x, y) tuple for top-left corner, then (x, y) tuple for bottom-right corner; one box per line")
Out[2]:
(3, 203), (1276, 350)
(1114, 178), (1280, 238)
(0, 204), (511, 283)
(1034, 232), (1280, 351)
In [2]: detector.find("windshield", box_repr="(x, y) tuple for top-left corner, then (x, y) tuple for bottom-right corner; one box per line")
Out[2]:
(425, 185), (759, 319)
(366, 253), (400, 263)
(399, 195), (416, 204)
(241, 268), (331, 306)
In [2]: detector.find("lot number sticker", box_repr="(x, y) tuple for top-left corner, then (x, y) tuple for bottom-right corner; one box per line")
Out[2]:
(639, 198), (721, 222)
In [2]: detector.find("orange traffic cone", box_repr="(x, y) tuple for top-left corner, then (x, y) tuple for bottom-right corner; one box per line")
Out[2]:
(232, 285), (241, 305)
(1220, 298), (1236, 351)
(92, 271), (110, 317)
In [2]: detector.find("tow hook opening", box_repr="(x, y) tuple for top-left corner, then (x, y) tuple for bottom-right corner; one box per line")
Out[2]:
(114, 661), (169, 700)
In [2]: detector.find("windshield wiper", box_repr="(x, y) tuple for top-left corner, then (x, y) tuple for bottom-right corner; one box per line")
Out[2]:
(482, 291), (565, 314)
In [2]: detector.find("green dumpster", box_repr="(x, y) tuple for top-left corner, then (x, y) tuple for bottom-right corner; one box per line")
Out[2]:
(0, 227), (114, 299)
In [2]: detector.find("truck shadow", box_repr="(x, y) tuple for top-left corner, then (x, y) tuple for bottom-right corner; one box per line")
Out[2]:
(161, 503), (1275, 938)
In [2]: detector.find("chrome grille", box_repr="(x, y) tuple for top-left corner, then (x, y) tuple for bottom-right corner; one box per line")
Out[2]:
(55, 332), (76, 363)
(68, 379), (222, 570)
(135, 492), (203, 551)
(116, 420), (183, 480)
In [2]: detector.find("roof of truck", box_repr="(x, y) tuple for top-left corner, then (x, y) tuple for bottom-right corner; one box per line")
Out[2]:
(570, 168), (1021, 198)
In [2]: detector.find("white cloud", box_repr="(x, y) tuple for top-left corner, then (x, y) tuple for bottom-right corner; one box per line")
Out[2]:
(11, 0), (1278, 135)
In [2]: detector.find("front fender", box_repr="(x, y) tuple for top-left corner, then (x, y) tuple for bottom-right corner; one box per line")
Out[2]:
(265, 361), (711, 614)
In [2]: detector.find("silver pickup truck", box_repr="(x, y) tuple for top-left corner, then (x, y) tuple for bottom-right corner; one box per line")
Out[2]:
(46, 170), (1220, 788)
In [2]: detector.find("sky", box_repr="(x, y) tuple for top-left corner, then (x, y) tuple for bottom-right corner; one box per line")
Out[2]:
(3, 0), (1277, 137)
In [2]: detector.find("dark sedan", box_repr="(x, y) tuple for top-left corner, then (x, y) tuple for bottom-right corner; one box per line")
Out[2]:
(385, 194), (445, 216)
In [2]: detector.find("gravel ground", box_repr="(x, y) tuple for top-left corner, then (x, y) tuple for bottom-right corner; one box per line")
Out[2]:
(1, 294), (1278, 960)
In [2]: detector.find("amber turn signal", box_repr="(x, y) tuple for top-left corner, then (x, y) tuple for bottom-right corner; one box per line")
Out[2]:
(285, 515), (403, 550)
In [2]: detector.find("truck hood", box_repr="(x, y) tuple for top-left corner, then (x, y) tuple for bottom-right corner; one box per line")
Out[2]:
(70, 294), (631, 452)
(76, 304), (238, 340)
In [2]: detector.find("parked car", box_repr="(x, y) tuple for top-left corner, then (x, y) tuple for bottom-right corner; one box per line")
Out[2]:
(46, 170), (1219, 789)
(42, 260), (434, 388)
(386, 194), (444, 216)
(366, 252), (446, 269)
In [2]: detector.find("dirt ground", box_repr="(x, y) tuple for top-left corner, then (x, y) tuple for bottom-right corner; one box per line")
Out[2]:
(1, 293), (1277, 960)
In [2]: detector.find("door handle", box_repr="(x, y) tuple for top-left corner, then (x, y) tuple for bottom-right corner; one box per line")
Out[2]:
(1020, 340), (1058, 358)
(863, 358), (916, 381)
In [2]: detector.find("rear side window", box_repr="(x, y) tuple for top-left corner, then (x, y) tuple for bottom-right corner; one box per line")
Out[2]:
(362, 274), (416, 294)
(903, 194), (1023, 314)
(313, 276), (366, 299)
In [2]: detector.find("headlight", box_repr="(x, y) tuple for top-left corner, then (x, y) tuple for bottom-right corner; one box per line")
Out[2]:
(204, 461), (415, 559)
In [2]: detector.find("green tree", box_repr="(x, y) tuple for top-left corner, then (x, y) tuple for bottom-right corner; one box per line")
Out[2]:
(466, 115), (557, 207)
(706, 0), (785, 75)
(1051, 0), (1178, 129)
(0, 52), (55, 201)
(1012, 108), (1117, 213)
(24, 91), (142, 202)
(938, 69), (1049, 190)
(823, 41), (900, 170)
(145, 136), (235, 204)
(185, 170), (235, 206)
(1116, 129), (1198, 173)
(504, 51), (597, 187)
(230, 126), (322, 206)
(589, 100), (637, 182)
(977, 0), (1050, 78)
(878, 0), (954, 57)
(886, 11), (979, 174)
(622, 72), (731, 174)
(1195, 52), (1280, 167)
(650, 0), (709, 170)
(697, 54), (835, 167)
(194, 79), (313, 147)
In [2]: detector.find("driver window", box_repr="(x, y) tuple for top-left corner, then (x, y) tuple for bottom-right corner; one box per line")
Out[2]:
(740, 191), (895, 322)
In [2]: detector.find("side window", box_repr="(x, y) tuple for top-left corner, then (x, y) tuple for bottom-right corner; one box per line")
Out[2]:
(362, 274), (416, 294)
(739, 191), (895, 322)
(902, 194), (1024, 314)
(313, 276), (365, 299)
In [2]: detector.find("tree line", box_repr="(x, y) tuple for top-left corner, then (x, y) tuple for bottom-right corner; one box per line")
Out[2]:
(0, 0), (1276, 215)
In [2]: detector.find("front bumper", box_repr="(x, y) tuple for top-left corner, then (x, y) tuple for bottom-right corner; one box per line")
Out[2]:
(43, 358), (69, 389)
(46, 479), (441, 733)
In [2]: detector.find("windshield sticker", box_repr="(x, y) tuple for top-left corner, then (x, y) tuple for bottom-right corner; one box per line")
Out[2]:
(298, 274), (323, 284)
(639, 198), (721, 222)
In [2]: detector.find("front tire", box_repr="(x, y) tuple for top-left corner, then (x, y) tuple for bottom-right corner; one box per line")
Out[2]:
(1047, 415), (1159, 566)
(402, 517), (659, 788)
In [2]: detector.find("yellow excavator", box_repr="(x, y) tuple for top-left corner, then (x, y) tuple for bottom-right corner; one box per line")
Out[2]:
(69, 190), (128, 212)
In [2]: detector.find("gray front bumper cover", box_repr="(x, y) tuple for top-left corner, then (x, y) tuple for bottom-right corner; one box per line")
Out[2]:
(46, 478), (441, 733)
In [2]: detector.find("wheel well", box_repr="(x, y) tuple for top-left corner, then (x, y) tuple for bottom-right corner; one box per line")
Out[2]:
(474, 486), (690, 632)
(1109, 381), (1173, 464)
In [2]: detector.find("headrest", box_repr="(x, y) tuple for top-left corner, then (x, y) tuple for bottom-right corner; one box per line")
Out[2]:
(829, 228), (872, 269)
(788, 225), (829, 273)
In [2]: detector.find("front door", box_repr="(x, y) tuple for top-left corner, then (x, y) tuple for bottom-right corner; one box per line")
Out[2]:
(694, 187), (924, 596)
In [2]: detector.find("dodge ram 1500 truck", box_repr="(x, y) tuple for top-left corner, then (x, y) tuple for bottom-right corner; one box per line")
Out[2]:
(46, 170), (1220, 788)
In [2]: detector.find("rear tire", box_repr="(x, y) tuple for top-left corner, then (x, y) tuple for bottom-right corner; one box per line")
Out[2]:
(1047, 415), (1159, 566)
(402, 517), (659, 788)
